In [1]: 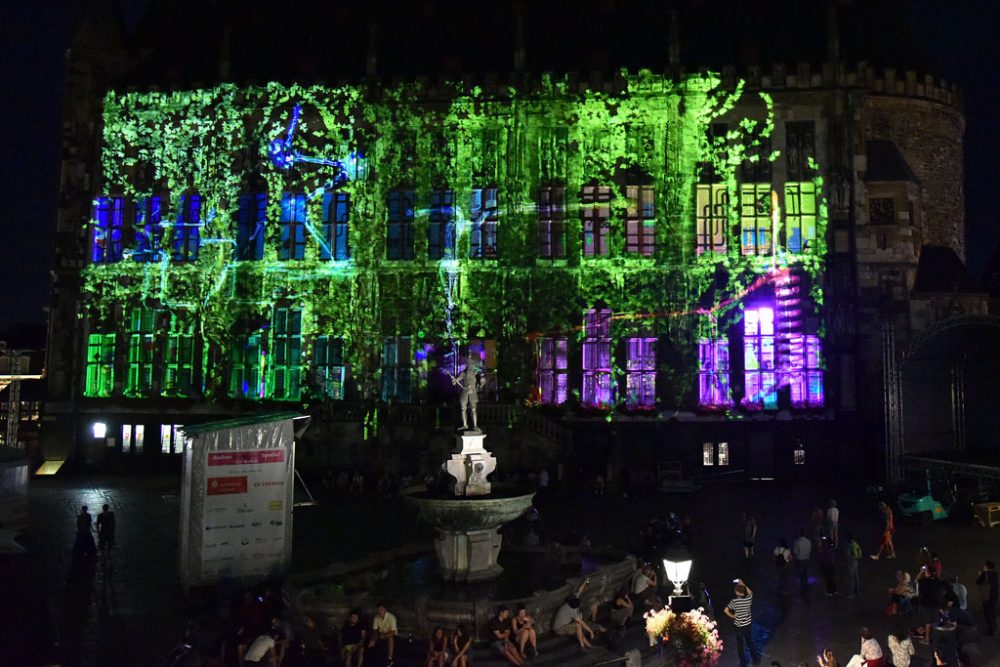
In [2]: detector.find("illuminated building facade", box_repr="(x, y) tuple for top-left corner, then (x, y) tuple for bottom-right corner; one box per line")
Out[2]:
(43, 4), (970, 480)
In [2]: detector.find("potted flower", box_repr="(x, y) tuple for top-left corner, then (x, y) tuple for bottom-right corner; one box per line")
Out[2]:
(645, 607), (723, 667)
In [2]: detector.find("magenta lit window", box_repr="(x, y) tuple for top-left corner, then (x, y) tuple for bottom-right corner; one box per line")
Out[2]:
(537, 337), (568, 404)
(743, 307), (778, 410)
(626, 337), (656, 408)
(788, 334), (824, 408)
(582, 309), (613, 406)
(698, 338), (734, 408)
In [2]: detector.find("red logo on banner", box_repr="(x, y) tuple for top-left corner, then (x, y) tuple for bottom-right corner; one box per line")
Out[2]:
(207, 476), (248, 495)
(207, 450), (285, 466)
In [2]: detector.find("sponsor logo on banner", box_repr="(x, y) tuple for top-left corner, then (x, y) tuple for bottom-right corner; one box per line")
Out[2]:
(268, 500), (284, 511)
(207, 450), (285, 466)
(207, 476), (248, 495)
(254, 480), (285, 488)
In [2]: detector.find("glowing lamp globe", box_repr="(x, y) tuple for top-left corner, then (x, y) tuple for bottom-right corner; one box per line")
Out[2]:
(663, 556), (692, 596)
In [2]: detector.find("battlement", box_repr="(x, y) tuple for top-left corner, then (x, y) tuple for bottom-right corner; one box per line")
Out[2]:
(125, 61), (961, 112)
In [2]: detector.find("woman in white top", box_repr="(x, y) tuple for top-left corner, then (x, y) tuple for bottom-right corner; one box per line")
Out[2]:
(859, 627), (885, 667)
(887, 627), (915, 667)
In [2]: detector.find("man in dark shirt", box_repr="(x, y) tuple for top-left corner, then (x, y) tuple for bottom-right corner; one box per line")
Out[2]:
(976, 561), (999, 635)
(725, 578), (760, 667)
(96, 504), (116, 556)
(338, 610), (366, 667)
(488, 606), (524, 665)
(74, 505), (96, 558)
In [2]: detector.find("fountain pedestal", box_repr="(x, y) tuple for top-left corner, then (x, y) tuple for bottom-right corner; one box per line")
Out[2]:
(403, 431), (533, 582)
(445, 430), (496, 496)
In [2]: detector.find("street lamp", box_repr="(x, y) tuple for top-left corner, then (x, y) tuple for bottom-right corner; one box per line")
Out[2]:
(663, 553), (693, 597)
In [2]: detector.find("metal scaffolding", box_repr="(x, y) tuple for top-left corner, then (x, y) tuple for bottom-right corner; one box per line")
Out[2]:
(882, 325), (903, 485)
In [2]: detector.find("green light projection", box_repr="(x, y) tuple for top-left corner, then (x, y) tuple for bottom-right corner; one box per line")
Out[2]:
(83, 72), (827, 416)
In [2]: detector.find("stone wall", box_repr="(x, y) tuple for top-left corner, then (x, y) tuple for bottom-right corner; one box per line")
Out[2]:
(860, 97), (965, 258)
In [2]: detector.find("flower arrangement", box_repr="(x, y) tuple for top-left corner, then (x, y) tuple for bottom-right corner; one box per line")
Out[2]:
(645, 607), (723, 667)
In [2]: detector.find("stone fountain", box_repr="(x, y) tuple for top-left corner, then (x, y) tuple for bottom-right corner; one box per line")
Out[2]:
(403, 360), (535, 582)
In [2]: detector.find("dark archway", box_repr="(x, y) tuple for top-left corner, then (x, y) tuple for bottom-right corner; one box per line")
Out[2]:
(899, 315), (1000, 464)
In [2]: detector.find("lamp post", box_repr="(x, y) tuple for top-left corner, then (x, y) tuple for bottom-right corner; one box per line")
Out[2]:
(663, 554), (693, 597)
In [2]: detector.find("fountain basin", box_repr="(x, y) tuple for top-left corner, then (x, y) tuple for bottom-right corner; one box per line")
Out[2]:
(288, 543), (636, 640)
(402, 486), (534, 583)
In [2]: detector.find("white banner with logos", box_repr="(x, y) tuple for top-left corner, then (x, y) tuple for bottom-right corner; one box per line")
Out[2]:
(178, 415), (301, 590)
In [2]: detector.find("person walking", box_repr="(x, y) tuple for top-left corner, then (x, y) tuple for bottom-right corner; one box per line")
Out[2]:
(725, 578), (760, 667)
(74, 505), (96, 559)
(793, 529), (812, 593)
(976, 560), (999, 635)
(871, 502), (896, 560)
(96, 504), (116, 556)
(742, 512), (758, 559)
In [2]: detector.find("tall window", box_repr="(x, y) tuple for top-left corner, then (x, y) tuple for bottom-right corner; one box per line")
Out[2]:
(163, 313), (195, 397)
(85, 333), (115, 397)
(784, 182), (818, 253)
(785, 120), (816, 179)
(470, 187), (499, 259)
(698, 338), (733, 408)
(134, 195), (164, 262)
(581, 185), (611, 257)
(427, 189), (456, 260)
(125, 307), (157, 397)
(122, 424), (145, 453)
(743, 306), (777, 409)
(788, 334), (824, 408)
(582, 308), (613, 406)
(538, 186), (566, 259)
(536, 336), (568, 405)
(381, 336), (412, 402)
(626, 335), (656, 408)
(625, 185), (655, 256)
(160, 424), (184, 455)
(237, 193), (266, 260)
(172, 193), (201, 262)
(739, 184), (772, 255)
(91, 196), (124, 263)
(279, 193), (307, 260)
(695, 184), (728, 254)
(269, 307), (302, 400)
(229, 332), (263, 399)
(387, 189), (415, 260)
(313, 335), (345, 400)
(322, 191), (350, 260)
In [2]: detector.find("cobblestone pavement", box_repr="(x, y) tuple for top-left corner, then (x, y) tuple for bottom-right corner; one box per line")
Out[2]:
(14, 472), (1000, 667)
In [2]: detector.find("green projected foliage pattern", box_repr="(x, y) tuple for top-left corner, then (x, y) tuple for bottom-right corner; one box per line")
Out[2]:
(82, 72), (827, 416)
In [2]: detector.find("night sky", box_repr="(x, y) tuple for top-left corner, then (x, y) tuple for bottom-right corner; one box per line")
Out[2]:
(1, 0), (997, 326)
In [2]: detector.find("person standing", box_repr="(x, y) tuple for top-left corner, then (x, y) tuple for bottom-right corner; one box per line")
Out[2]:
(725, 578), (760, 667)
(845, 532), (862, 598)
(74, 505), (96, 559)
(826, 499), (840, 546)
(96, 504), (116, 556)
(743, 512), (758, 559)
(871, 502), (896, 560)
(793, 529), (812, 593)
(819, 536), (837, 596)
(976, 560), (999, 635)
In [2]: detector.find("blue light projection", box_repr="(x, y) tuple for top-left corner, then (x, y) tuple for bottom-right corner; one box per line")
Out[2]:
(268, 104), (365, 181)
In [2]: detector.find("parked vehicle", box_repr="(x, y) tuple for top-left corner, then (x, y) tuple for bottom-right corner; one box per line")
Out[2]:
(897, 468), (956, 525)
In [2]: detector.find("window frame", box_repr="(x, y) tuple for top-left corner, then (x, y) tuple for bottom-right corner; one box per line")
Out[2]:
(386, 189), (416, 260)
(321, 190), (350, 261)
(269, 306), (302, 400)
(427, 189), (456, 260)
(581, 185), (612, 258)
(537, 186), (566, 259)
(171, 193), (202, 262)
(582, 308), (613, 406)
(696, 183), (729, 255)
(625, 185), (656, 256)
(236, 192), (267, 261)
(470, 187), (499, 259)
(313, 335), (346, 400)
(85, 333), (116, 397)
(279, 192), (308, 261)
(91, 196), (124, 264)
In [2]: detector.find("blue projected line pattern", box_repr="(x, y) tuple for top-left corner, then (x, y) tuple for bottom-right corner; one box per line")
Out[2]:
(269, 104), (365, 179)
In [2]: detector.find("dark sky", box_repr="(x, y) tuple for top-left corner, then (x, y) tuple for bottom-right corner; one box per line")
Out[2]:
(0, 0), (997, 325)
